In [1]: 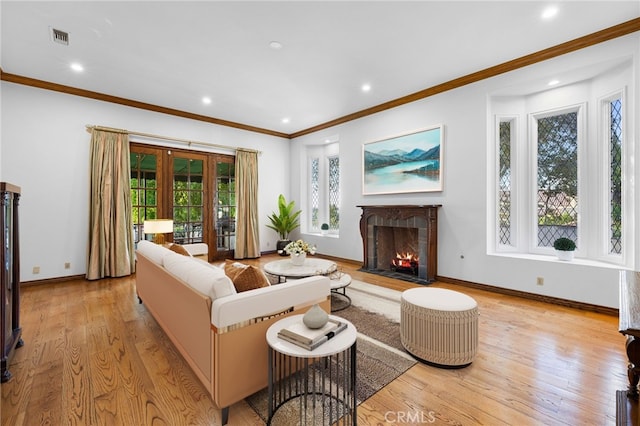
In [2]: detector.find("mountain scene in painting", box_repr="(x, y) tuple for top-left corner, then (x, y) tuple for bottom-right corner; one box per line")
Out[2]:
(364, 145), (440, 174)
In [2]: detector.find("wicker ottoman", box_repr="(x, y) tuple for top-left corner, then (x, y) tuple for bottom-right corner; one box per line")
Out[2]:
(401, 288), (478, 368)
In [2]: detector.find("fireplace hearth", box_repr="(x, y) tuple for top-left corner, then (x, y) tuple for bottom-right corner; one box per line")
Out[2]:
(358, 205), (440, 284)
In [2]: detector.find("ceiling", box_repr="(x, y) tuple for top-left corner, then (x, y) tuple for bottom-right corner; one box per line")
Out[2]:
(1, 1), (639, 137)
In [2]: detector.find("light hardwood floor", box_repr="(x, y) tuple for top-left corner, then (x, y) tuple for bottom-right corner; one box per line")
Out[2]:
(1, 254), (629, 425)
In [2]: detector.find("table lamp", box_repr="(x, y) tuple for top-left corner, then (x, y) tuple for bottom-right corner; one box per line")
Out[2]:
(143, 219), (174, 244)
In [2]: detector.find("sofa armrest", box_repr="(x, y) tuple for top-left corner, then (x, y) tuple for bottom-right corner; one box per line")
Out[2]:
(211, 276), (330, 329)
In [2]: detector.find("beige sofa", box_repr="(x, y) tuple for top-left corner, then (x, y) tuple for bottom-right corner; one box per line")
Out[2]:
(135, 241), (330, 424)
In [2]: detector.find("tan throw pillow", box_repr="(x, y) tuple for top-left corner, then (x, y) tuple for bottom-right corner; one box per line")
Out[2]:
(224, 260), (270, 293)
(169, 243), (191, 257)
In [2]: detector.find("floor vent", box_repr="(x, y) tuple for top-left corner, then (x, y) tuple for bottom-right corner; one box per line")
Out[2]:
(51, 28), (69, 46)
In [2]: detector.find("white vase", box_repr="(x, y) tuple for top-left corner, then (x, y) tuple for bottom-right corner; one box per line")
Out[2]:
(303, 303), (329, 329)
(555, 250), (574, 261)
(290, 252), (306, 266)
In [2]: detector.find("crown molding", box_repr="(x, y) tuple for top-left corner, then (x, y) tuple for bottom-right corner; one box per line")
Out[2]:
(2, 17), (639, 140)
(0, 69), (289, 139)
(290, 17), (640, 138)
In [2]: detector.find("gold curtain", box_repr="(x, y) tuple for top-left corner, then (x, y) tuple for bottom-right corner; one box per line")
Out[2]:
(86, 129), (135, 280)
(234, 149), (260, 258)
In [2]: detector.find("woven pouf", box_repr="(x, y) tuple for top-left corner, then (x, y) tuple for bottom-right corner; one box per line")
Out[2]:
(400, 287), (478, 368)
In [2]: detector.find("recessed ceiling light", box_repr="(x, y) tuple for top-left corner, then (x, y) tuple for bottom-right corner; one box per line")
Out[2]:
(282, 117), (290, 124)
(70, 62), (84, 72)
(361, 83), (371, 92)
(541, 6), (558, 20)
(548, 79), (560, 86)
(269, 41), (283, 50)
(202, 96), (212, 105)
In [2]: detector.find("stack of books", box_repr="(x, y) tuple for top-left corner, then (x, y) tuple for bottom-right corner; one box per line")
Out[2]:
(278, 318), (347, 350)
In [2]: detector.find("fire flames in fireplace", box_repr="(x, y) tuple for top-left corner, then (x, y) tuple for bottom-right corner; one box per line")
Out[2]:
(391, 252), (419, 275)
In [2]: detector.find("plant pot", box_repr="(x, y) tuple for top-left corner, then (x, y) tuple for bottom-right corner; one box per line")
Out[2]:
(555, 249), (574, 261)
(290, 252), (306, 266)
(276, 240), (291, 256)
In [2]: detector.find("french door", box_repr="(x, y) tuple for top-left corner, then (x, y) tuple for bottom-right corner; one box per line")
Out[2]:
(130, 143), (235, 260)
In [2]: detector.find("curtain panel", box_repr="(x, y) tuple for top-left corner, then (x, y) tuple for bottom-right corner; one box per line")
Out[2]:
(234, 149), (260, 258)
(86, 129), (135, 280)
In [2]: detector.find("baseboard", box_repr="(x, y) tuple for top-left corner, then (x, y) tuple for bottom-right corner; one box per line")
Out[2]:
(437, 275), (618, 317)
(21, 274), (86, 287)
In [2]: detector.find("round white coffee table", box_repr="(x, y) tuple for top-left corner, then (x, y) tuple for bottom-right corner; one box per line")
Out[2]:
(266, 314), (357, 425)
(263, 258), (337, 281)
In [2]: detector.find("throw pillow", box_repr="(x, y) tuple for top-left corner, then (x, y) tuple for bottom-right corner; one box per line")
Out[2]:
(224, 260), (270, 293)
(169, 243), (191, 257)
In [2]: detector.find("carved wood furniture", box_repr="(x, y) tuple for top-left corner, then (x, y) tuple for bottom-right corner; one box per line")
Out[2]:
(358, 205), (440, 282)
(1, 182), (23, 383)
(619, 270), (640, 398)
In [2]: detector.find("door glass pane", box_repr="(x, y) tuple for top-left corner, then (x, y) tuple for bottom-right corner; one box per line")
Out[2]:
(215, 162), (235, 252)
(173, 157), (204, 244)
(130, 152), (157, 243)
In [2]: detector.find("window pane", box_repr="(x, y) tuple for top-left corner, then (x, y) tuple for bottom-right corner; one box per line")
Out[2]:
(610, 98), (622, 254)
(328, 156), (340, 229)
(310, 158), (319, 229)
(498, 121), (512, 246)
(537, 112), (578, 248)
(215, 160), (236, 251)
(130, 152), (158, 243)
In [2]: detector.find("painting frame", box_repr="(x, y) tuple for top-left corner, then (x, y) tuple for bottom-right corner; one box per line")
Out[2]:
(362, 124), (444, 195)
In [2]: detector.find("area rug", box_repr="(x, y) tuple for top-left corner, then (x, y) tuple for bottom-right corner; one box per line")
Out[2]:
(246, 280), (416, 423)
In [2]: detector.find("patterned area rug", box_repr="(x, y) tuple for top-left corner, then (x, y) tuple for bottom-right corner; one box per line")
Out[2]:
(246, 280), (416, 423)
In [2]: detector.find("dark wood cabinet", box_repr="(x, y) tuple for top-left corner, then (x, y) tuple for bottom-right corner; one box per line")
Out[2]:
(1, 182), (22, 382)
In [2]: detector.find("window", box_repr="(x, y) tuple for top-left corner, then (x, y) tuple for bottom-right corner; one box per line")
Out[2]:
(172, 154), (204, 245)
(534, 109), (579, 249)
(607, 96), (623, 255)
(130, 143), (235, 260)
(328, 156), (340, 230)
(131, 147), (162, 243)
(215, 161), (236, 254)
(493, 89), (630, 265)
(498, 119), (514, 247)
(306, 142), (339, 234)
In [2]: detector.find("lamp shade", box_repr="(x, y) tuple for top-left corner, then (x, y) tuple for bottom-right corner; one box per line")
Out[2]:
(143, 219), (174, 234)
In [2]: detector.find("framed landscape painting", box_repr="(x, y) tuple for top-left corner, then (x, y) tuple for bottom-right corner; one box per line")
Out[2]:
(362, 125), (443, 195)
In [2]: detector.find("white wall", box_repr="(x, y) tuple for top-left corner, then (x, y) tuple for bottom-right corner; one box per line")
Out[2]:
(2, 33), (638, 308)
(291, 34), (640, 308)
(0, 83), (290, 281)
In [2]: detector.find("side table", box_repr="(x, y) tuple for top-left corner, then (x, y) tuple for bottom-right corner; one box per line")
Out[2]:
(266, 314), (357, 425)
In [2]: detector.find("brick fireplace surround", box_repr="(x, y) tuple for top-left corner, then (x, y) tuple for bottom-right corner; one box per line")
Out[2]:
(358, 205), (440, 283)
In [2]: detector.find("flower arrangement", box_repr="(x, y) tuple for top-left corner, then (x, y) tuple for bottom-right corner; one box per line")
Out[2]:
(284, 239), (317, 255)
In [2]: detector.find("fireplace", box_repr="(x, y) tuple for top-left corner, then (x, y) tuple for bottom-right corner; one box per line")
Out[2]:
(358, 205), (440, 283)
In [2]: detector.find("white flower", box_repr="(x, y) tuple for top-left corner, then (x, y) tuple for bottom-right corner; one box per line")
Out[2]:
(284, 239), (317, 255)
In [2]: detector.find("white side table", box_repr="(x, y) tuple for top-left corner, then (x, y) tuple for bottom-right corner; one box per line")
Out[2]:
(266, 314), (357, 425)
(263, 258), (337, 282)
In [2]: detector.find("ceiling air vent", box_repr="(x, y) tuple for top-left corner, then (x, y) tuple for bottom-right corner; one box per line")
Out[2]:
(50, 28), (69, 46)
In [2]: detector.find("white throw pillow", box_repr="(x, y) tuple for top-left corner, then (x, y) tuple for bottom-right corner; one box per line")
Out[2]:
(163, 252), (194, 280)
(137, 240), (170, 265)
(187, 262), (236, 300)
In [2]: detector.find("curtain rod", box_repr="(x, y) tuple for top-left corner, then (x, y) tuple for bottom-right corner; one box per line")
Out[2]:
(85, 125), (261, 154)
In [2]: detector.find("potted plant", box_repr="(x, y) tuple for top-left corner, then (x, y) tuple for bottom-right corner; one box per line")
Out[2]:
(553, 237), (576, 261)
(320, 223), (329, 235)
(267, 194), (301, 256)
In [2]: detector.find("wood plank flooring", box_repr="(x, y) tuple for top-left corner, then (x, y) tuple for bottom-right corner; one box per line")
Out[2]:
(1, 254), (630, 425)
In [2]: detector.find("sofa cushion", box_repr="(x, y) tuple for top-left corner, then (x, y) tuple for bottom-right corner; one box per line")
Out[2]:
(224, 260), (271, 293)
(168, 243), (191, 257)
(163, 252), (236, 300)
(136, 240), (171, 265)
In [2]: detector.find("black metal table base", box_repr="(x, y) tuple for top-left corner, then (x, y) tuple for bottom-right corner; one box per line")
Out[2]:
(268, 343), (357, 425)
